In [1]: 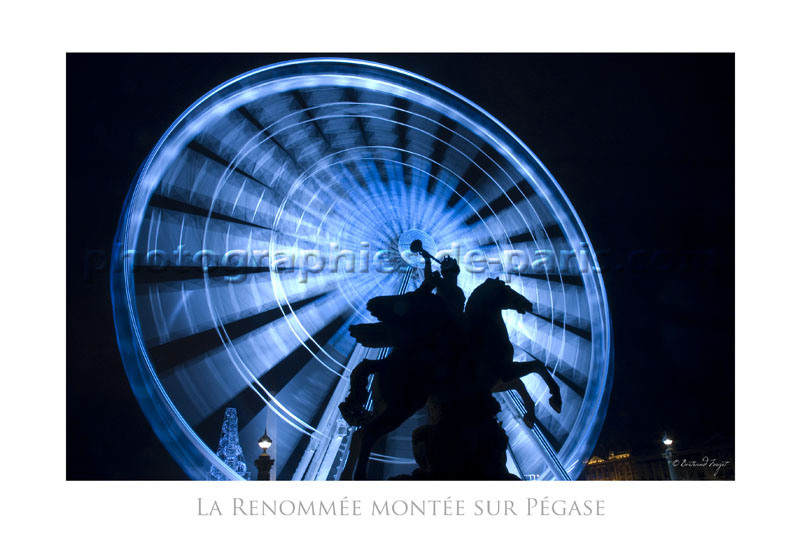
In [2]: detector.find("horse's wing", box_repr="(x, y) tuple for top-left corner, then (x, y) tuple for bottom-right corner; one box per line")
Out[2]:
(348, 322), (402, 348)
(359, 292), (463, 348)
(366, 294), (413, 322)
(366, 292), (442, 323)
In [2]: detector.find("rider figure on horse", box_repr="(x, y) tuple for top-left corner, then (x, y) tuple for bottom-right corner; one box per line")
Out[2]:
(338, 242), (466, 427)
(418, 253), (465, 317)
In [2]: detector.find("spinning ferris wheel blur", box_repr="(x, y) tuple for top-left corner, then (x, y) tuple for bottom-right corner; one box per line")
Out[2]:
(112, 58), (613, 480)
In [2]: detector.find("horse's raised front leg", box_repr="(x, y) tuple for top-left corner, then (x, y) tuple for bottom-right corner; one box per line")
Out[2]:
(492, 377), (538, 427)
(500, 361), (562, 413)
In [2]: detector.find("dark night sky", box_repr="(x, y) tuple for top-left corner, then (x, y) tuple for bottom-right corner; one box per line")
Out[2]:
(67, 53), (733, 479)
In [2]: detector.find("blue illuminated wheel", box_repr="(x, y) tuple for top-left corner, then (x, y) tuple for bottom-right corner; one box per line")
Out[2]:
(112, 58), (612, 480)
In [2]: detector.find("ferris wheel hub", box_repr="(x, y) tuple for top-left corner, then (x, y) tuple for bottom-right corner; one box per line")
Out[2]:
(397, 229), (437, 267)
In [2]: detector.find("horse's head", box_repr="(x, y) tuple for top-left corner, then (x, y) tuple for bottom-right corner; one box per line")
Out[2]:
(466, 277), (533, 317)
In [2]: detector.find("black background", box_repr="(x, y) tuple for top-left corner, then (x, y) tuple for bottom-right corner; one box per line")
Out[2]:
(67, 53), (733, 479)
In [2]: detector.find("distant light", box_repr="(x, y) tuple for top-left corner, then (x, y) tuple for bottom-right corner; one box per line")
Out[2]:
(662, 437), (673, 446)
(258, 433), (273, 451)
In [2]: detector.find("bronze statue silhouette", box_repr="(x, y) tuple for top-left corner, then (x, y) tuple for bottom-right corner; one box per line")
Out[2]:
(338, 241), (561, 480)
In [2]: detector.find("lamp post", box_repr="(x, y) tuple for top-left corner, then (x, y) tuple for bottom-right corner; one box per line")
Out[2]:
(254, 432), (274, 480)
(662, 435), (678, 480)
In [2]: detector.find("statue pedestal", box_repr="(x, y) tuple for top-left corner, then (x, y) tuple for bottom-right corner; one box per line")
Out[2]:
(393, 394), (518, 480)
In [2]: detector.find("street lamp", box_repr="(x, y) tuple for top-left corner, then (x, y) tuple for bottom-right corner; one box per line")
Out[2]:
(258, 433), (273, 451)
(254, 432), (275, 480)
(661, 434), (677, 480)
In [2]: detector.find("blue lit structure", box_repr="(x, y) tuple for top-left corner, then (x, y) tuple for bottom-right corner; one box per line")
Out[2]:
(111, 58), (613, 480)
(209, 407), (250, 480)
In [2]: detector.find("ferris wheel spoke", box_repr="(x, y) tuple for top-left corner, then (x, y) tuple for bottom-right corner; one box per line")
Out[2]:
(236, 105), (305, 174)
(508, 279), (590, 335)
(513, 322), (590, 381)
(290, 90), (333, 150)
(498, 393), (569, 478)
(132, 264), (274, 284)
(391, 97), (412, 169)
(259, 315), (351, 398)
(519, 271), (585, 287)
(248, 119), (326, 177)
(527, 310), (592, 341)
(352, 114), (370, 148)
(528, 414), (566, 452)
(149, 193), (271, 232)
(445, 143), (493, 208)
(464, 206), (548, 251)
(277, 347), (356, 479)
(494, 224), (565, 247)
(147, 290), (332, 373)
(513, 345), (587, 399)
(185, 140), (270, 189)
(192, 313), (350, 443)
(540, 223), (567, 242)
(464, 180), (538, 226)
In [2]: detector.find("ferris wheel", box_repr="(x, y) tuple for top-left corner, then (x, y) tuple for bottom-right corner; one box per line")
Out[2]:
(111, 58), (613, 480)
